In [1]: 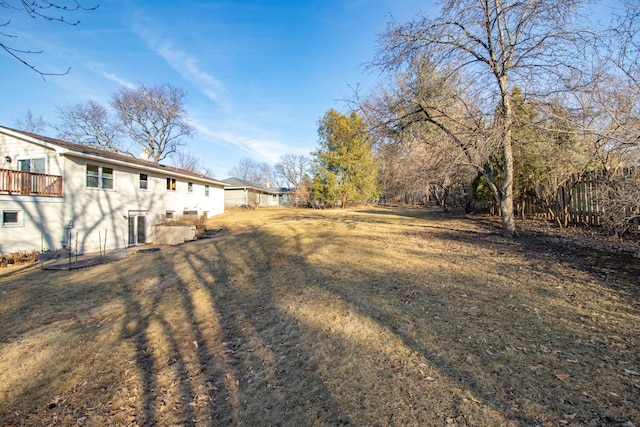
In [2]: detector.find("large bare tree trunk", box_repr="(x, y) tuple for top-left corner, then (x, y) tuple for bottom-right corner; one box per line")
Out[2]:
(499, 184), (517, 237)
(498, 88), (518, 238)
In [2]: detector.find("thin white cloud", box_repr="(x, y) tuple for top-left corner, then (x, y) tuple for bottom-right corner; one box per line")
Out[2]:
(131, 14), (227, 107)
(197, 127), (277, 161)
(193, 120), (292, 164)
(131, 13), (309, 166)
(99, 71), (137, 89)
(85, 62), (137, 89)
(153, 41), (227, 106)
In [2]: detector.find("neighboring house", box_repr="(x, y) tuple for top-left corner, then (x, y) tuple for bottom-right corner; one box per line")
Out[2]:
(221, 177), (282, 207)
(0, 126), (226, 255)
(276, 187), (295, 206)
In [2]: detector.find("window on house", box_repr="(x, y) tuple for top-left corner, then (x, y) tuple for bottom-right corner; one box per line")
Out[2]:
(166, 177), (176, 191)
(102, 167), (114, 190)
(86, 164), (114, 189)
(2, 210), (21, 226)
(139, 174), (148, 190)
(188, 182), (193, 193)
(204, 185), (210, 197)
(18, 158), (45, 173)
(165, 211), (174, 220)
(86, 164), (99, 188)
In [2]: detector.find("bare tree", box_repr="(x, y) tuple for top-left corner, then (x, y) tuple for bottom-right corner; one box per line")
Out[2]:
(374, 128), (475, 208)
(596, 1), (639, 167)
(111, 83), (194, 163)
(1, 0), (98, 78)
(56, 83), (194, 163)
(361, 81), (479, 208)
(608, 0), (639, 90)
(371, 0), (596, 237)
(291, 175), (313, 207)
(228, 158), (274, 186)
(599, 168), (640, 237)
(274, 154), (311, 188)
(595, 2), (639, 236)
(14, 109), (47, 133)
(171, 150), (211, 176)
(56, 100), (129, 155)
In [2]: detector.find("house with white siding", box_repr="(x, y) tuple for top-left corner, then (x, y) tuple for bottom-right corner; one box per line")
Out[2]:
(0, 126), (226, 255)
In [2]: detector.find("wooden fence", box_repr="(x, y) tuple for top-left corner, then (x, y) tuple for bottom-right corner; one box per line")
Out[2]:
(515, 167), (639, 233)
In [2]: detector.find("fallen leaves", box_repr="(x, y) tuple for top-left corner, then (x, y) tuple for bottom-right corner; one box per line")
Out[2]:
(47, 396), (64, 409)
(187, 393), (211, 409)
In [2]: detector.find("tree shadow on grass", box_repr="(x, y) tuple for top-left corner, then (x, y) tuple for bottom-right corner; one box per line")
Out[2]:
(302, 225), (639, 425)
(1, 207), (637, 426)
(200, 232), (352, 425)
(112, 233), (351, 426)
(222, 210), (639, 425)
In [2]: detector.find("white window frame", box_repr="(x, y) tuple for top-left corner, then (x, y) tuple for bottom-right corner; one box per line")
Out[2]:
(18, 157), (46, 173)
(139, 173), (149, 190)
(188, 182), (194, 193)
(86, 163), (115, 190)
(204, 185), (210, 197)
(2, 210), (23, 227)
(101, 166), (114, 190)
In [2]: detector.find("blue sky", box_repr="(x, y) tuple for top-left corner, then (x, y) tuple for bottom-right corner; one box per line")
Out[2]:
(0, 0), (425, 179)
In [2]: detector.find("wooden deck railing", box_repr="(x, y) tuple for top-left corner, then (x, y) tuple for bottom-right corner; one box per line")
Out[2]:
(0, 168), (63, 197)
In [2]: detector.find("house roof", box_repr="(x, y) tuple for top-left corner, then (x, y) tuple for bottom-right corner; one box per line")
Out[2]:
(222, 177), (279, 193)
(1, 126), (226, 187)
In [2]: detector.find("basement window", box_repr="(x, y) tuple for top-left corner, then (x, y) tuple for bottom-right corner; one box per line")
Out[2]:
(2, 210), (22, 227)
(183, 210), (197, 218)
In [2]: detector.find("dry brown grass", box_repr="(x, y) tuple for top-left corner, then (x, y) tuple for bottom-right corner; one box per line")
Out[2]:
(0, 206), (638, 426)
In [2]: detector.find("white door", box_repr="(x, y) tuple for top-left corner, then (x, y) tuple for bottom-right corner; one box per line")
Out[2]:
(128, 212), (147, 246)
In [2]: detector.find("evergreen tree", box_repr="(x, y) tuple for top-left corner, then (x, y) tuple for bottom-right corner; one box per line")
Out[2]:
(312, 109), (378, 207)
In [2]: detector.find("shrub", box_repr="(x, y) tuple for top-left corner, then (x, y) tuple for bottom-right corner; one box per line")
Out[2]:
(0, 250), (40, 268)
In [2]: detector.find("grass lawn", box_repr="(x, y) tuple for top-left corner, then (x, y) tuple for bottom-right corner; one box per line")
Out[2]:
(0, 206), (638, 426)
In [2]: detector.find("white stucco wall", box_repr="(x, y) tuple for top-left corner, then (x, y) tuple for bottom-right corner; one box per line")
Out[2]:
(1, 132), (67, 254)
(0, 196), (67, 254)
(0, 133), (64, 176)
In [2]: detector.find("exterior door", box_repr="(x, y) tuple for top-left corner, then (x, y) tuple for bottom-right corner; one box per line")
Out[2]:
(137, 216), (146, 244)
(128, 212), (147, 246)
(17, 158), (45, 194)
